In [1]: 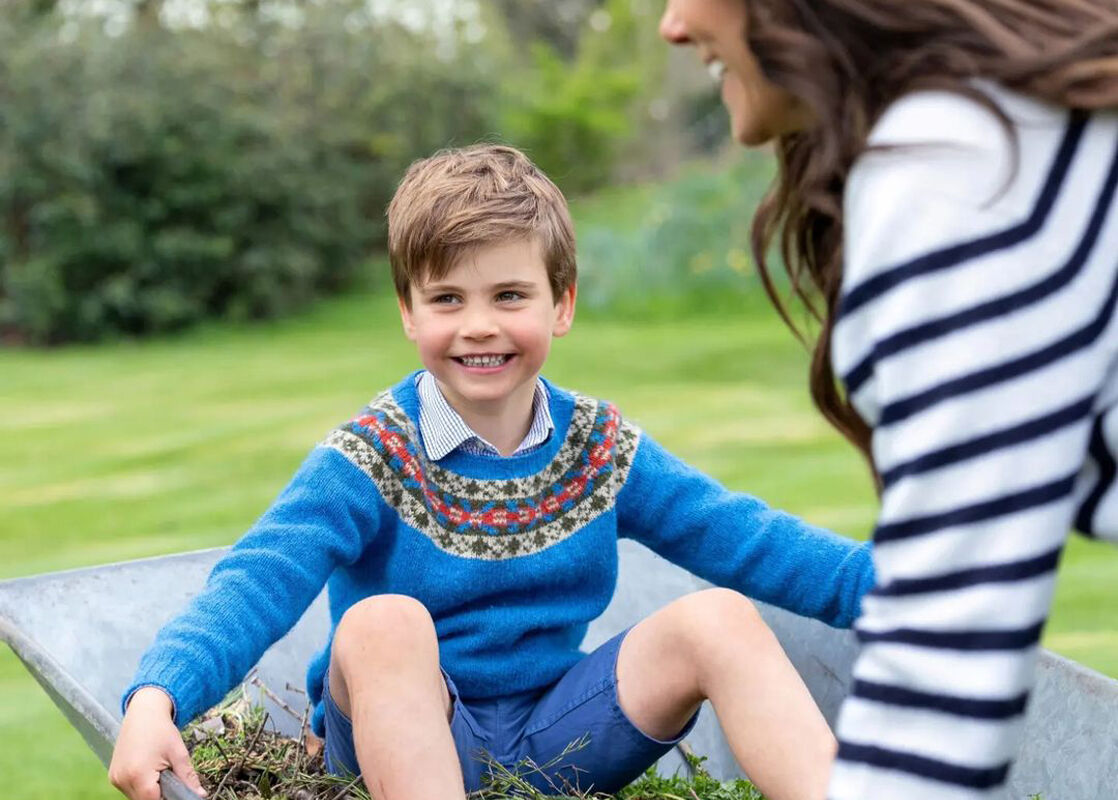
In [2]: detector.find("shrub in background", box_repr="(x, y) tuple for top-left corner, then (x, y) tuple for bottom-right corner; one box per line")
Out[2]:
(498, 0), (667, 196)
(574, 155), (778, 317)
(0, 0), (740, 345)
(501, 42), (639, 196)
(0, 4), (498, 344)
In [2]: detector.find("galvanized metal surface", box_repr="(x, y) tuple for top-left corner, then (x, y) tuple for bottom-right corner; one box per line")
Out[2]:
(2, 542), (1117, 799)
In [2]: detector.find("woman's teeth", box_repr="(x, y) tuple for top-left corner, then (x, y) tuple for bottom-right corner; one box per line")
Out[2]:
(458, 355), (509, 367)
(708, 59), (727, 82)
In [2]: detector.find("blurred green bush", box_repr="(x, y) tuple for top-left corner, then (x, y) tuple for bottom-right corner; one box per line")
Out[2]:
(0, 3), (498, 343)
(575, 156), (777, 317)
(0, 0), (720, 345)
(498, 0), (661, 195)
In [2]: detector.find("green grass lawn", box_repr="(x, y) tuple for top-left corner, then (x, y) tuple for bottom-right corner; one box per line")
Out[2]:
(2, 287), (1116, 797)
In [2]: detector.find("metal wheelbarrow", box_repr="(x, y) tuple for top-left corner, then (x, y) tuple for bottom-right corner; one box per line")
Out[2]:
(2, 540), (1117, 799)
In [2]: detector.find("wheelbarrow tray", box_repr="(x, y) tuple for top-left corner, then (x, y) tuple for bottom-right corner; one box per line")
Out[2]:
(2, 541), (1117, 799)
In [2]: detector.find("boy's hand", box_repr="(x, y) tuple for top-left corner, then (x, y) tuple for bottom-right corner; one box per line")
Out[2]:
(109, 687), (208, 800)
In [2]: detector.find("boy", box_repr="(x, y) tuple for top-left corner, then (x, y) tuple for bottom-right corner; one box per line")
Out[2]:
(109, 144), (873, 800)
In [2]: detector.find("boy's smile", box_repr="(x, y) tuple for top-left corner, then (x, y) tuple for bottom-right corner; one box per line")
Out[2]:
(399, 238), (576, 453)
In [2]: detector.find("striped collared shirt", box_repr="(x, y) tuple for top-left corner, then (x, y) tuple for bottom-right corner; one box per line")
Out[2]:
(415, 371), (553, 460)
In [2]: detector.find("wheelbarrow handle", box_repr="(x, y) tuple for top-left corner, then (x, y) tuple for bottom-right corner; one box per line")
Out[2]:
(160, 768), (204, 800)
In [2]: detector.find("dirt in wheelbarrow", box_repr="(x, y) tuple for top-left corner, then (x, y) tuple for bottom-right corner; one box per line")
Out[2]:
(185, 682), (768, 800)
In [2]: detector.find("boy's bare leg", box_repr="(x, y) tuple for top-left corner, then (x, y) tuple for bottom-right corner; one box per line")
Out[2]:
(615, 588), (834, 800)
(328, 594), (466, 800)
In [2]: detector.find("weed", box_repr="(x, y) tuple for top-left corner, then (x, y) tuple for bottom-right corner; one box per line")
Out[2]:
(185, 685), (766, 800)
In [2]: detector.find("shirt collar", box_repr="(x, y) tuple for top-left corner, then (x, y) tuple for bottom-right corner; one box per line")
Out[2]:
(415, 371), (553, 460)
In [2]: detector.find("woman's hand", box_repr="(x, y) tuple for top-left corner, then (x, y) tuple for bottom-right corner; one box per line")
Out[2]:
(108, 687), (208, 800)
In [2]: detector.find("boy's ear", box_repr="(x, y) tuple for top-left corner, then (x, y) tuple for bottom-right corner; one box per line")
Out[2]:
(552, 284), (577, 338)
(398, 294), (418, 341)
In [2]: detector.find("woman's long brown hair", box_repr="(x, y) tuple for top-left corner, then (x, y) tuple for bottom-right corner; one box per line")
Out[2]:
(744, 0), (1118, 476)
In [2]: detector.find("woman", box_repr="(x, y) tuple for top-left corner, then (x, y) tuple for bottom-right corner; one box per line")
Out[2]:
(658, 1), (1118, 798)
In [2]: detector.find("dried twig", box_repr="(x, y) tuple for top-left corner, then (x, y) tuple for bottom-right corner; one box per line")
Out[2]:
(327, 772), (363, 800)
(676, 741), (697, 776)
(249, 675), (304, 722)
(186, 681), (764, 800)
(212, 711), (270, 798)
(295, 703), (311, 773)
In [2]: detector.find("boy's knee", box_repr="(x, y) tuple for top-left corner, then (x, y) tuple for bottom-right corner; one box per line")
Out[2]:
(623, 589), (768, 698)
(676, 588), (766, 644)
(333, 594), (438, 666)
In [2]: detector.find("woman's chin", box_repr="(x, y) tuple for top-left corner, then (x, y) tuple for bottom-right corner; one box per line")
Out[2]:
(731, 116), (773, 147)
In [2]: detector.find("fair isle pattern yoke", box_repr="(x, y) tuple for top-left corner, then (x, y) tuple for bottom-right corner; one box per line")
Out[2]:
(321, 390), (641, 560)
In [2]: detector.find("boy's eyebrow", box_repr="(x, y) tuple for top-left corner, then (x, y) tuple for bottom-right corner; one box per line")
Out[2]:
(417, 282), (462, 295)
(418, 279), (539, 294)
(491, 280), (538, 291)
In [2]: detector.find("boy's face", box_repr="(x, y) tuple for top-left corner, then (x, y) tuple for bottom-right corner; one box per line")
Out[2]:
(398, 238), (576, 414)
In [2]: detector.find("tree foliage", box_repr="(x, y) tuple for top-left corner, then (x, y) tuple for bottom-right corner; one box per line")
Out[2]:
(498, 0), (667, 195)
(0, 2), (497, 343)
(0, 0), (677, 345)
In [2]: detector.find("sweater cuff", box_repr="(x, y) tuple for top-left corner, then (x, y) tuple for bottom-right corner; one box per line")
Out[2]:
(122, 661), (206, 729)
(121, 682), (179, 725)
(842, 541), (876, 628)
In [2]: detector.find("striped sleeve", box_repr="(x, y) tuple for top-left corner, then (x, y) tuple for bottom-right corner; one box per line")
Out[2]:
(826, 89), (1118, 800)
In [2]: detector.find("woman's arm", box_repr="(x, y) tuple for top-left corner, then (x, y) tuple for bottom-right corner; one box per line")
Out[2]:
(827, 89), (1116, 800)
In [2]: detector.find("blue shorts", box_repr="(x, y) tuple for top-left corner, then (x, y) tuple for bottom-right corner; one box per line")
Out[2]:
(322, 628), (700, 795)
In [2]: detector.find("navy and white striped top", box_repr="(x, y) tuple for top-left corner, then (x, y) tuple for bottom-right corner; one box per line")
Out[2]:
(827, 84), (1118, 800)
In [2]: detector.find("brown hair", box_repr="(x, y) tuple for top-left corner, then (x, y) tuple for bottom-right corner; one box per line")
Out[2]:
(743, 0), (1118, 473)
(387, 144), (577, 306)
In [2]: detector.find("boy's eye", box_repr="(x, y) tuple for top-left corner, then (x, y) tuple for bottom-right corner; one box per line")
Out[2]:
(431, 294), (461, 304)
(496, 290), (524, 302)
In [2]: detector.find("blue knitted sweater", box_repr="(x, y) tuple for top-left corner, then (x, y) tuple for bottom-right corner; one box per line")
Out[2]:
(124, 374), (874, 736)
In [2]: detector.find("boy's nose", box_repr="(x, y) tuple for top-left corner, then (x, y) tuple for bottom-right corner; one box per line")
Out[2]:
(460, 309), (499, 339)
(659, 4), (691, 44)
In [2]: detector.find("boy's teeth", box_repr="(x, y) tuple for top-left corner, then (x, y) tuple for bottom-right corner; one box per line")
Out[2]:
(708, 59), (727, 82)
(460, 355), (508, 367)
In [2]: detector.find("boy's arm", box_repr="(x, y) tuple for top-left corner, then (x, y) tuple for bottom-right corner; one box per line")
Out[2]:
(616, 431), (874, 628)
(121, 445), (382, 729)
